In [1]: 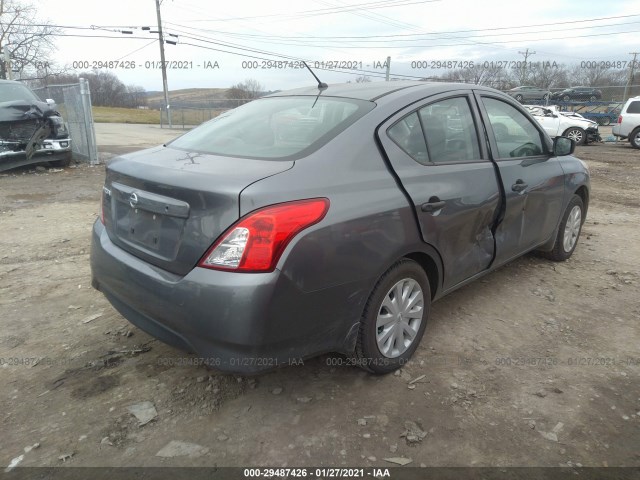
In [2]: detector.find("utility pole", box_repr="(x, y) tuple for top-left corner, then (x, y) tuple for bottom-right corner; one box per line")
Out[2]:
(385, 56), (391, 81)
(517, 48), (535, 85)
(3, 47), (12, 80)
(623, 52), (639, 102)
(155, 0), (171, 128)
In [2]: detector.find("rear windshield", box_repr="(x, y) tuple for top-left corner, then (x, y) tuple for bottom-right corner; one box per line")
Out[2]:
(0, 83), (41, 103)
(169, 96), (374, 160)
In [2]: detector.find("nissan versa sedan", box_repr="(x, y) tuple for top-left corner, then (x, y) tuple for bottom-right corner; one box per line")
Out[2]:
(91, 81), (590, 374)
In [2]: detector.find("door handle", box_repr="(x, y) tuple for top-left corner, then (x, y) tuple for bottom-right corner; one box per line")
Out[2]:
(512, 179), (528, 192)
(421, 200), (446, 212)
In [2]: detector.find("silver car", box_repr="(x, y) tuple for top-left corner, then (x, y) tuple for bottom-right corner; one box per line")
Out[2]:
(507, 86), (551, 103)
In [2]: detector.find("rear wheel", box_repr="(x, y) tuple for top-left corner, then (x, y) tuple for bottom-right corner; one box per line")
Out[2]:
(562, 95), (571, 102)
(563, 127), (586, 145)
(541, 195), (584, 261)
(630, 128), (640, 149)
(355, 259), (430, 374)
(601, 117), (611, 126)
(589, 95), (597, 102)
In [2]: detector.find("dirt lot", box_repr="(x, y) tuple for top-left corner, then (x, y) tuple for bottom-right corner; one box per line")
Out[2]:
(1, 130), (639, 469)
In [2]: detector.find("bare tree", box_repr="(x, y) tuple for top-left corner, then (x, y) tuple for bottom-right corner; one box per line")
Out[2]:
(526, 62), (569, 89)
(226, 78), (264, 105)
(0, 0), (60, 79)
(439, 64), (512, 89)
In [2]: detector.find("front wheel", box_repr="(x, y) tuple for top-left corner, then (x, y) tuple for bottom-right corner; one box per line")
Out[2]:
(629, 128), (640, 149)
(355, 259), (430, 374)
(541, 195), (584, 261)
(563, 127), (586, 145)
(563, 95), (571, 102)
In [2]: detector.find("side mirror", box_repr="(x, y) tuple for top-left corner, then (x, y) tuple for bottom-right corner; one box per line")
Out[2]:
(45, 98), (56, 106)
(553, 136), (575, 156)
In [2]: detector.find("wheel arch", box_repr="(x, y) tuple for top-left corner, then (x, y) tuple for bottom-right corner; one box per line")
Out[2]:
(404, 251), (440, 300)
(574, 185), (589, 220)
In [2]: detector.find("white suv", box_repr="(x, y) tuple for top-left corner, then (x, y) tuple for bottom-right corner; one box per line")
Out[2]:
(612, 96), (640, 148)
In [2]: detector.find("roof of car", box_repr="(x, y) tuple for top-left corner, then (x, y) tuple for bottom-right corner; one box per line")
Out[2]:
(266, 81), (462, 101)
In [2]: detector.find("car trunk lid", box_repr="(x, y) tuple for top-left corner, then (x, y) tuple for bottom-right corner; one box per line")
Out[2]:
(103, 145), (293, 276)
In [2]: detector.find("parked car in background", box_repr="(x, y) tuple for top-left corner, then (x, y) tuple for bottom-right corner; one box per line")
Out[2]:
(551, 87), (602, 102)
(91, 81), (590, 374)
(0, 79), (72, 172)
(524, 105), (600, 145)
(612, 96), (640, 148)
(506, 86), (551, 102)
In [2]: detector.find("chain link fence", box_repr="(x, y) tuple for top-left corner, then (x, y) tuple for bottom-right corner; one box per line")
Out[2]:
(159, 99), (249, 129)
(32, 78), (99, 164)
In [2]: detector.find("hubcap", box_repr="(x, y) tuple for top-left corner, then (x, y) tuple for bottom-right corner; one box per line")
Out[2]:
(376, 278), (424, 358)
(563, 205), (582, 252)
(634, 131), (640, 145)
(567, 129), (583, 143)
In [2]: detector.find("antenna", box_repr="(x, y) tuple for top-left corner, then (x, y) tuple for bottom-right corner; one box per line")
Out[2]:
(303, 61), (328, 90)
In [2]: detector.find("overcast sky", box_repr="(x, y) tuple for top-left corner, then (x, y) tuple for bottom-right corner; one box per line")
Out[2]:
(38, 0), (640, 92)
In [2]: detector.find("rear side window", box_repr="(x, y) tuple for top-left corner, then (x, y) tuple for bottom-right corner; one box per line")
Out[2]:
(169, 96), (374, 160)
(482, 98), (545, 159)
(626, 101), (640, 114)
(388, 112), (429, 164)
(418, 97), (481, 163)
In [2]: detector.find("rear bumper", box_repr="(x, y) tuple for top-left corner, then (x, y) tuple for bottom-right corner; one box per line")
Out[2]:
(90, 220), (360, 373)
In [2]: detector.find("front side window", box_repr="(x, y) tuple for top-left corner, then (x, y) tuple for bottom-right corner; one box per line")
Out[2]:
(169, 96), (373, 160)
(481, 97), (545, 159)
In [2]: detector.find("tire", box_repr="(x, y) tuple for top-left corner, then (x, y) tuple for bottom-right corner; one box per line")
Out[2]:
(563, 127), (586, 145)
(355, 259), (430, 374)
(602, 117), (611, 126)
(514, 94), (523, 102)
(589, 95), (597, 102)
(562, 95), (571, 102)
(541, 195), (584, 262)
(629, 128), (640, 149)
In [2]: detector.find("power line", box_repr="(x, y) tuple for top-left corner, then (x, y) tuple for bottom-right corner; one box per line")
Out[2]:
(170, 0), (441, 23)
(183, 13), (640, 38)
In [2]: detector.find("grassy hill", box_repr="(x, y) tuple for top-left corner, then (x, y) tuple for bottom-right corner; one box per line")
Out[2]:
(145, 88), (229, 108)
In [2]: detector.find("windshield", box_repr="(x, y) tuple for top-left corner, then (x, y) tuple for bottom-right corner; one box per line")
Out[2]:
(169, 96), (374, 159)
(0, 83), (41, 103)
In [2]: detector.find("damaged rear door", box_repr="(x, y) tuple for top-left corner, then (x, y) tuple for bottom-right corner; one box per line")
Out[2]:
(377, 92), (501, 290)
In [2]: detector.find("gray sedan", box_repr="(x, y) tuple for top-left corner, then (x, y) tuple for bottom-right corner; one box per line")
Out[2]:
(91, 81), (589, 374)
(506, 85), (551, 102)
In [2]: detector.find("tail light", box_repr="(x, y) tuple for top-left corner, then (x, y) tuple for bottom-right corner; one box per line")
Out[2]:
(617, 115), (623, 124)
(100, 189), (105, 224)
(199, 198), (329, 273)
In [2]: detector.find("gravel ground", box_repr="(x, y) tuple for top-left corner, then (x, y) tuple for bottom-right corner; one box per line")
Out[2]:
(1, 132), (639, 469)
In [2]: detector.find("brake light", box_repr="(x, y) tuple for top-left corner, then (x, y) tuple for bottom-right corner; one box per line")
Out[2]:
(618, 115), (623, 124)
(199, 198), (330, 272)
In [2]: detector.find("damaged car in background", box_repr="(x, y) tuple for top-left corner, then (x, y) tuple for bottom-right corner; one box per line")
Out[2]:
(0, 79), (72, 172)
(524, 104), (600, 145)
